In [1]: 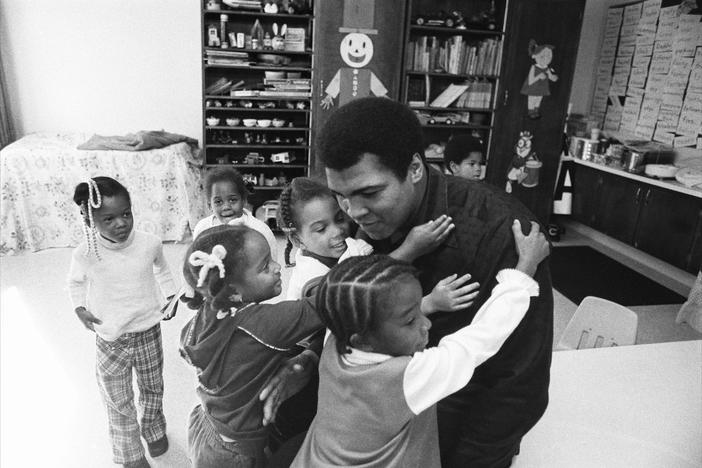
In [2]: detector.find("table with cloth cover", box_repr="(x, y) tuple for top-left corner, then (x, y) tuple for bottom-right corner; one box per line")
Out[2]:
(0, 133), (207, 255)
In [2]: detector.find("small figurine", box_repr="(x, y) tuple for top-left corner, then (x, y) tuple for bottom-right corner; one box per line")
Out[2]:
(506, 131), (538, 193)
(272, 23), (287, 51)
(521, 39), (558, 119)
(264, 1), (278, 13)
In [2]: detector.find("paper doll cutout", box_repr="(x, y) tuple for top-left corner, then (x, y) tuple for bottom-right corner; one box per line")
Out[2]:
(520, 39), (558, 119)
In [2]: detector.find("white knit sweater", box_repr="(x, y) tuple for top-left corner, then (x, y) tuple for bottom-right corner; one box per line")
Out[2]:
(67, 230), (177, 341)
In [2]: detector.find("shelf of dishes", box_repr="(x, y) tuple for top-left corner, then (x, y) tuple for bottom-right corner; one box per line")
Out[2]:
(204, 46), (311, 55)
(206, 144), (309, 149)
(205, 115), (308, 128)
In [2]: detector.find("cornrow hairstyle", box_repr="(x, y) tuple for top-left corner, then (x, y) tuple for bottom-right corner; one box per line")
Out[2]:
(316, 97), (424, 181)
(316, 255), (418, 355)
(276, 177), (334, 266)
(182, 224), (252, 311)
(443, 134), (485, 171)
(72, 176), (131, 260)
(204, 167), (248, 202)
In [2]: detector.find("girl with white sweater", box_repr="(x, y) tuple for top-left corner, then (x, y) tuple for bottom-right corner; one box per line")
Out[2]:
(67, 176), (176, 468)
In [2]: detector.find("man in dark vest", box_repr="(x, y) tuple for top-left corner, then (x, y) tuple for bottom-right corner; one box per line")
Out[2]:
(317, 97), (553, 468)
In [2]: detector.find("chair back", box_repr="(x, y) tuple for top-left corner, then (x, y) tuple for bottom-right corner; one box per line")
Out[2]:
(557, 296), (638, 350)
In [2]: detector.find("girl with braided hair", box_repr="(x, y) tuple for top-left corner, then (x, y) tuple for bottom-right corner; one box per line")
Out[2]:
(67, 176), (176, 468)
(277, 177), (479, 314)
(180, 224), (323, 468)
(290, 220), (549, 468)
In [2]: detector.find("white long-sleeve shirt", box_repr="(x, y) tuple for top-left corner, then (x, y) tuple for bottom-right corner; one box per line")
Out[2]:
(341, 268), (539, 414)
(192, 209), (278, 263)
(67, 230), (177, 341)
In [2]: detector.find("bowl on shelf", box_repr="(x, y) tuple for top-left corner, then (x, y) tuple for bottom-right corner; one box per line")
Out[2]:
(257, 119), (272, 128)
(265, 71), (286, 79)
(243, 118), (257, 127)
(206, 117), (220, 126)
(272, 118), (286, 127)
(226, 117), (241, 126)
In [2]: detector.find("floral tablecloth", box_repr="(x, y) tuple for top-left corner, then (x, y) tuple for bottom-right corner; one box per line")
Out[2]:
(0, 133), (207, 255)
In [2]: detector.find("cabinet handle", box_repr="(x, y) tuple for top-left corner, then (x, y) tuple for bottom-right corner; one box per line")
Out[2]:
(644, 188), (651, 205)
(634, 187), (641, 203)
(503, 89), (509, 106)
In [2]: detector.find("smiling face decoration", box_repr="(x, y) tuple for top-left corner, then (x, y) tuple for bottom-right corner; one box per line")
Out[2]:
(340, 33), (374, 68)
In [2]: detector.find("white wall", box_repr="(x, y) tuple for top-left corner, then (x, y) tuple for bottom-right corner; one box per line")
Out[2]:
(569, 0), (621, 116)
(0, 0), (202, 142)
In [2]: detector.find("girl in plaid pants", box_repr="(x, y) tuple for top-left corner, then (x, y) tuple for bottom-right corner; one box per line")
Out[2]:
(68, 177), (177, 468)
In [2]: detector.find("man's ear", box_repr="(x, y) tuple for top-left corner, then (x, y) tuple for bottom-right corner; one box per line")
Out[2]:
(408, 153), (424, 184)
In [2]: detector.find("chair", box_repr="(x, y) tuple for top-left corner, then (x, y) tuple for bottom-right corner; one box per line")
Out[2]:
(557, 296), (638, 350)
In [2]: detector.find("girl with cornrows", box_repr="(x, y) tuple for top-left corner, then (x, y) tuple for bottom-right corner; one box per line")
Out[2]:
(67, 176), (176, 468)
(180, 224), (323, 468)
(291, 220), (550, 467)
(277, 177), (478, 314)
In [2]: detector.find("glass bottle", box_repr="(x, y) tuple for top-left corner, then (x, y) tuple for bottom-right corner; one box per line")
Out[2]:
(250, 20), (265, 49)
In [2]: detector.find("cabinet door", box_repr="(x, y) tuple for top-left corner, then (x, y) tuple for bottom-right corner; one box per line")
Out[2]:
(311, 0), (407, 176)
(688, 209), (702, 274)
(634, 187), (702, 271)
(571, 164), (603, 228)
(598, 172), (641, 244)
(485, 0), (584, 223)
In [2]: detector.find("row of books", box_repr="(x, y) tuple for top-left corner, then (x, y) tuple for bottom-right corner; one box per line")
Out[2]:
(407, 36), (503, 76)
(428, 81), (494, 109)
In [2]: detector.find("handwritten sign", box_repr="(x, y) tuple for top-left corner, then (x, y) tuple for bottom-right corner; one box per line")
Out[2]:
(618, 44), (636, 57)
(666, 56), (693, 94)
(653, 128), (675, 145)
(601, 37), (619, 57)
(627, 86), (645, 99)
(676, 93), (702, 136)
(628, 67), (648, 88)
(632, 54), (651, 69)
(674, 135), (697, 148)
(637, 94), (662, 128)
(623, 3), (643, 27)
(673, 15), (702, 57)
(655, 17), (677, 42)
(649, 50), (673, 75)
(645, 73), (665, 95)
(604, 106), (622, 132)
(688, 48), (702, 94)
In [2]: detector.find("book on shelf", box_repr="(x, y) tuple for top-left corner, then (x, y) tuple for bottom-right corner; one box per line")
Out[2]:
(409, 35), (503, 76)
(429, 83), (469, 107)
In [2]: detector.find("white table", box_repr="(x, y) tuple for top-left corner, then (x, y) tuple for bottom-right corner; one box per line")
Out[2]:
(515, 340), (702, 468)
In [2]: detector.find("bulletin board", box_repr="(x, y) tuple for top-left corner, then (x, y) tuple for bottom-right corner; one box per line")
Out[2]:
(590, 0), (702, 149)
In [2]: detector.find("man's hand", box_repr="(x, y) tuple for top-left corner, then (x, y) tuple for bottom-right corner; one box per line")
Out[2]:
(423, 273), (480, 314)
(75, 306), (102, 331)
(513, 220), (550, 277)
(259, 350), (318, 426)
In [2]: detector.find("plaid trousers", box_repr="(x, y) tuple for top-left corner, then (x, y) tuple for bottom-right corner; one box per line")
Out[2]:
(96, 324), (167, 464)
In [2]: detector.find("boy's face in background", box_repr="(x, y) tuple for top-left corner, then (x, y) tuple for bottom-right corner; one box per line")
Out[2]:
(93, 194), (133, 243)
(359, 276), (431, 356)
(210, 180), (245, 224)
(450, 151), (483, 181)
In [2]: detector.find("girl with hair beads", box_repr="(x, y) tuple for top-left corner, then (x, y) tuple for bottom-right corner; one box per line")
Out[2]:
(193, 167), (277, 261)
(67, 176), (176, 468)
(180, 224), (323, 468)
(291, 220), (549, 468)
(277, 177), (478, 313)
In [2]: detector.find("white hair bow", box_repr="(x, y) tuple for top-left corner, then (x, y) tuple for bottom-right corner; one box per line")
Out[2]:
(189, 245), (227, 288)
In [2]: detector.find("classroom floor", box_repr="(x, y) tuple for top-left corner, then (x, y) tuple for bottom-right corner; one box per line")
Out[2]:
(1, 231), (699, 467)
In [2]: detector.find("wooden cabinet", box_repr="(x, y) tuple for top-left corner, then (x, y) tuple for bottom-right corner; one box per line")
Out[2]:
(572, 164), (702, 273)
(400, 0), (505, 174)
(200, 1), (315, 208)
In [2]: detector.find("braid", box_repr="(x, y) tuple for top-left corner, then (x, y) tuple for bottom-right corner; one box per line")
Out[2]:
(317, 255), (417, 354)
(84, 179), (102, 260)
(284, 238), (294, 267)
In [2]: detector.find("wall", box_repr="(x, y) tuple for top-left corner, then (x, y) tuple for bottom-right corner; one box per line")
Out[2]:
(569, 0), (621, 116)
(0, 0), (202, 142)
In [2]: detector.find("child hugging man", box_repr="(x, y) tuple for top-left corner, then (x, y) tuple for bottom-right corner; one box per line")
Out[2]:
(443, 134), (484, 181)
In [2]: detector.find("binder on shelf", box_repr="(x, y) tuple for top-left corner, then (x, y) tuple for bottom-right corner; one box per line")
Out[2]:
(430, 83), (469, 108)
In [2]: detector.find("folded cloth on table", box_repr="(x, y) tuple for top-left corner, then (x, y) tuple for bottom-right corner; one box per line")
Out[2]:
(77, 130), (198, 151)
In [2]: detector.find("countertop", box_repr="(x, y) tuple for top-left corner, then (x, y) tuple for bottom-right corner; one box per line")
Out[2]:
(562, 156), (702, 199)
